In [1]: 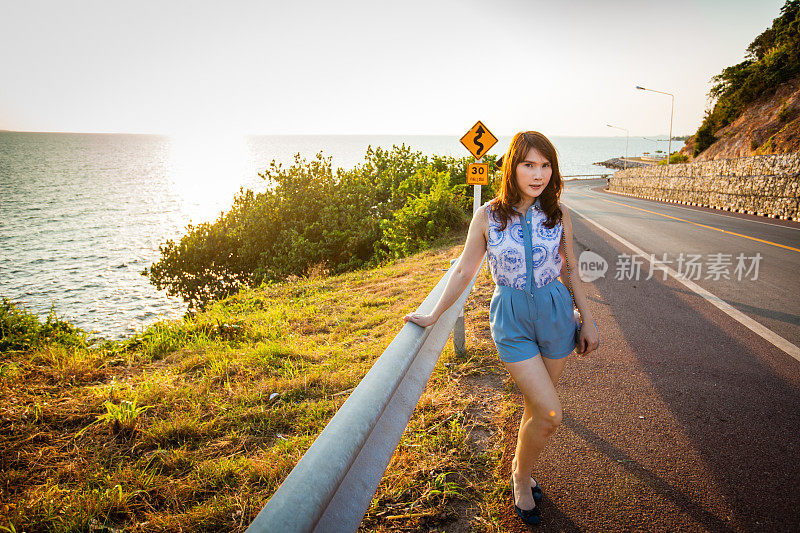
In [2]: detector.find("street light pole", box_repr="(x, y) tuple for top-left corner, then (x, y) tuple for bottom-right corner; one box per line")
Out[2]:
(636, 85), (674, 164)
(606, 124), (629, 169)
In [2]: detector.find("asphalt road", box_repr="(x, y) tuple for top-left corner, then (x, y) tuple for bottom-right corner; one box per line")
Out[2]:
(498, 178), (800, 532)
(564, 178), (800, 354)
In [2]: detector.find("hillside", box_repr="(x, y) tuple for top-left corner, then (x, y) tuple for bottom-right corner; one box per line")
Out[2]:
(680, 75), (800, 160)
(682, 0), (800, 161)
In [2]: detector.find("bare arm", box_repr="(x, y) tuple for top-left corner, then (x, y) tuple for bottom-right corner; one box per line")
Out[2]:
(559, 204), (600, 353)
(403, 205), (489, 327)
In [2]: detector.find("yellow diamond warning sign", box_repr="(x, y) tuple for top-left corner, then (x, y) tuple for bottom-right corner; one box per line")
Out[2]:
(466, 162), (490, 185)
(460, 121), (497, 160)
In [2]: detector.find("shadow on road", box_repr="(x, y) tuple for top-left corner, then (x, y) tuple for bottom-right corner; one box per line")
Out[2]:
(562, 413), (734, 532)
(557, 213), (800, 531)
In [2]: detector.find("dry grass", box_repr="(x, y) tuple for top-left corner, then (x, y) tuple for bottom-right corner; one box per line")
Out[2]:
(1, 230), (514, 532)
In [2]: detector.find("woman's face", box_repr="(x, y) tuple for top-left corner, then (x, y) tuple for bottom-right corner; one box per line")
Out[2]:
(514, 147), (552, 201)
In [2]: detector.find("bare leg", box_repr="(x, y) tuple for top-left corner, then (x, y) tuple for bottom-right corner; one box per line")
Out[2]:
(504, 354), (567, 510)
(511, 355), (569, 485)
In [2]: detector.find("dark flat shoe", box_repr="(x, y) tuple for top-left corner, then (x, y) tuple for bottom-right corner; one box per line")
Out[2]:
(513, 465), (544, 501)
(510, 473), (541, 526)
(531, 478), (543, 502)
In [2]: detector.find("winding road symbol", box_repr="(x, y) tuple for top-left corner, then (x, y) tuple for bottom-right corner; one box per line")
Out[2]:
(474, 126), (485, 157)
(460, 120), (498, 160)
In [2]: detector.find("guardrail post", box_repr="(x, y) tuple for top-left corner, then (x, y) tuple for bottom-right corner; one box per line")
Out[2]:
(453, 312), (466, 356)
(450, 258), (466, 356)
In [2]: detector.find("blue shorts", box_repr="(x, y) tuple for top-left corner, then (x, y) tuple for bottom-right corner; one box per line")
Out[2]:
(489, 279), (576, 362)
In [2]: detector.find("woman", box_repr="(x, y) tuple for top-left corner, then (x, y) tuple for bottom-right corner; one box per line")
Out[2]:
(403, 131), (599, 526)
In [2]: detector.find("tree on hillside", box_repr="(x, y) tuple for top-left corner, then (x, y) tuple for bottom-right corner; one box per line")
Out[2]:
(692, 0), (800, 156)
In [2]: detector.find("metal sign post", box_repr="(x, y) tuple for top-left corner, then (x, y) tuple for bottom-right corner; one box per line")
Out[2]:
(474, 177), (481, 214)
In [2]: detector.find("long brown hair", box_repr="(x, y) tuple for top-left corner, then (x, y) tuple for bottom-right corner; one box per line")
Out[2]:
(489, 131), (563, 230)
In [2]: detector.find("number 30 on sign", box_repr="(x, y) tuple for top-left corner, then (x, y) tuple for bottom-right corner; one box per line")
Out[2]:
(466, 162), (490, 185)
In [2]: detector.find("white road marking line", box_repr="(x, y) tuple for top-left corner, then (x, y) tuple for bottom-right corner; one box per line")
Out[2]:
(564, 201), (800, 364)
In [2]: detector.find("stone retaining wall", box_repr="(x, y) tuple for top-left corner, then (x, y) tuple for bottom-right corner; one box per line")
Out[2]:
(607, 153), (800, 220)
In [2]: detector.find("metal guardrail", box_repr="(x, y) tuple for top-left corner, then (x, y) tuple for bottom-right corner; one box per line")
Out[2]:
(246, 258), (482, 532)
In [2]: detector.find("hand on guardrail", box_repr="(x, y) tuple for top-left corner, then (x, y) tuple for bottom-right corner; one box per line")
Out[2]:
(403, 312), (438, 328)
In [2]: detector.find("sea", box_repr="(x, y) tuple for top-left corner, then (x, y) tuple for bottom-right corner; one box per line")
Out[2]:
(0, 132), (684, 340)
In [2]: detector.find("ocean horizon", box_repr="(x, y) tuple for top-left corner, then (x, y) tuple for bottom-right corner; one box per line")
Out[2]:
(0, 131), (685, 339)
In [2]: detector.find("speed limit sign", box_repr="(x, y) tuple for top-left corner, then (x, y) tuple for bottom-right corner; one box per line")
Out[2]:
(466, 162), (490, 185)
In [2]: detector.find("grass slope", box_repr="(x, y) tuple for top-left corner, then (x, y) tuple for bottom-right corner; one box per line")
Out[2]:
(1, 229), (515, 532)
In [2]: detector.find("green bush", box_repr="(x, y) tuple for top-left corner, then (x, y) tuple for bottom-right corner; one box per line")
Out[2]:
(669, 153), (689, 164)
(1, 298), (90, 352)
(778, 102), (797, 123)
(379, 168), (468, 258)
(693, 113), (719, 156)
(144, 146), (484, 310)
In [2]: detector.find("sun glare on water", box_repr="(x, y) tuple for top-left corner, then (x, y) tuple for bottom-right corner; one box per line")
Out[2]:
(166, 132), (252, 225)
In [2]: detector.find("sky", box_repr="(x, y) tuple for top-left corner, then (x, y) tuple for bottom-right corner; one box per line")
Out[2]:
(0, 0), (787, 137)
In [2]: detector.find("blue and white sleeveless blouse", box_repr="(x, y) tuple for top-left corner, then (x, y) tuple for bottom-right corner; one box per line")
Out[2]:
(485, 198), (563, 291)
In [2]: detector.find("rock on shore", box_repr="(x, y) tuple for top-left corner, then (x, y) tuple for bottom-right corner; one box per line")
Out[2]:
(595, 158), (652, 170)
